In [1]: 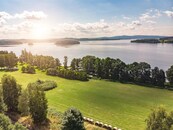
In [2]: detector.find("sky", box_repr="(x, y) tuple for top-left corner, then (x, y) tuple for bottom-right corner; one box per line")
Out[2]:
(0, 0), (173, 39)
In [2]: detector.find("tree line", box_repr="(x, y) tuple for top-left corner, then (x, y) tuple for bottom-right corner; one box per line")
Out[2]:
(1, 50), (173, 87)
(78, 56), (173, 88)
(0, 51), (18, 69)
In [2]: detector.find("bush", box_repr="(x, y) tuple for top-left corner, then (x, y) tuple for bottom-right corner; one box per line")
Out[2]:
(39, 80), (57, 91)
(61, 108), (85, 130)
(12, 123), (27, 130)
(46, 68), (57, 76)
(0, 114), (27, 130)
(146, 107), (173, 130)
(21, 65), (35, 74)
(0, 113), (13, 130)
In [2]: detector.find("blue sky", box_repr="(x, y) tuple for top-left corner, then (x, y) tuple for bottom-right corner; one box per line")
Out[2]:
(0, 0), (173, 38)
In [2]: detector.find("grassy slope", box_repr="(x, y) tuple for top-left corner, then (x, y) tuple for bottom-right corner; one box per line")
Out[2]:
(0, 70), (173, 130)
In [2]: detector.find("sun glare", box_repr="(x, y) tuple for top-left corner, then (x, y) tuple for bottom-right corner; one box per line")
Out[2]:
(31, 24), (50, 39)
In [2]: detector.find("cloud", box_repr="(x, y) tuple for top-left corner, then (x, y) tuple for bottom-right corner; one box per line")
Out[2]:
(0, 12), (12, 19)
(164, 10), (173, 18)
(15, 11), (47, 20)
(146, 20), (156, 24)
(122, 16), (131, 20)
(59, 19), (110, 33)
(0, 19), (6, 27)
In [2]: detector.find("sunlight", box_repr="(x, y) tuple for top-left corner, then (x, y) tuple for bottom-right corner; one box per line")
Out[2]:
(31, 24), (50, 39)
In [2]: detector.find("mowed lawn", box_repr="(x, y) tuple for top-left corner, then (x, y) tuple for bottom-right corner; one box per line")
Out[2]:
(0, 70), (173, 130)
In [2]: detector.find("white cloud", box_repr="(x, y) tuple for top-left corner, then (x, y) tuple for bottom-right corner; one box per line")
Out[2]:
(0, 19), (6, 27)
(59, 19), (110, 34)
(0, 12), (12, 19)
(122, 16), (131, 20)
(15, 11), (47, 20)
(164, 10), (173, 18)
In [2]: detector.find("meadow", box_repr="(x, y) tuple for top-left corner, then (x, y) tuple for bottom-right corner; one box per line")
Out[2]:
(0, 69), (173, 130)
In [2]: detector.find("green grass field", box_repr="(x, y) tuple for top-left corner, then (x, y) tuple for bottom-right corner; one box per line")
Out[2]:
(0, 69), (173, 130)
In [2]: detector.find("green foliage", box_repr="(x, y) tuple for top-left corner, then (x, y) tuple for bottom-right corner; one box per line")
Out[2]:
(0, 51), (18, 69)
(166, 65), (173, 85)
(18, 89), (29, 116)
(146, 107), (173, 130)
(1, 74), (21, 112)
(19, 49), (60, 70)
(64, 56), (68, 69)
(0, 113), (13, 130)
(27, 83), (48, 124)
(61, 108), (85, 130)
(151, 67), (165, 87)
(46, 68), (57, 76)
(39, 80), (57, 91)
(0, 114), (27, 130)
(0, 86), (7, 113)
(71, 58), (81, 70)
(12, 123), (27, 130)
(46, 67), (88, 81)
(82, 56), (96, 74)
(21, 65), (35, 74)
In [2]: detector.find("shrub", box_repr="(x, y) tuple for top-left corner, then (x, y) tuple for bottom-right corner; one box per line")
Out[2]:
(40, 80), (57, 91)
(12, 123), (27, 130)
(21, 65), (35, 74)
(61, 108), (85, 130)
(46, 68), (57, 76)
(0, 113), (13, 130)
(146, 107), (173, 130)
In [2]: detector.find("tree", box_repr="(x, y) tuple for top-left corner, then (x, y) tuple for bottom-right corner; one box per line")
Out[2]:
(94, 58), (103, 78)
(64, 56), (68, 69)
(27, 83), (48, 124)
(55, 58), (61, 67)
(61, 108), (85, 130)
(146, 107), (173, 130)
(0, 86), (7, 113)
(166, 65), (173, 85)
(18, 89), (29, 116)
(1, 74), (21, 112)
(151, 67), (165, 88)
(82, 56), (96, 74)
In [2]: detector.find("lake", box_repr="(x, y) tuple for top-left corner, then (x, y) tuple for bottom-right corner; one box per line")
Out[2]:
(0, 40), (173, 70)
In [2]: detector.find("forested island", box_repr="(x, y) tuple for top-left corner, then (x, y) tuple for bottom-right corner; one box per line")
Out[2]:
(55, 39), (80, 46)
(0, 40), (23, 45)
(131, 37), (173, 43)
(0, 39), (80, 46)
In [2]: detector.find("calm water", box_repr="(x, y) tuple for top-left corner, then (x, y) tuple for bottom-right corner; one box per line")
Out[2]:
(0, 40), (173, 70)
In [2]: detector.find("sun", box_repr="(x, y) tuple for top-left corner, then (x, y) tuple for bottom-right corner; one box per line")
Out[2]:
(31, 24), (50, 39)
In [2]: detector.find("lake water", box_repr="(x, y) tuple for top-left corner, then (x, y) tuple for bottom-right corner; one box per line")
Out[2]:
(0, 40), (173, 70)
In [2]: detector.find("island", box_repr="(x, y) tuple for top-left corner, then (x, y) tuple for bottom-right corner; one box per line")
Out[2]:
(131, 37), (173, 43)
(55, 39), (80, 46)
(0, 40), (23, 45)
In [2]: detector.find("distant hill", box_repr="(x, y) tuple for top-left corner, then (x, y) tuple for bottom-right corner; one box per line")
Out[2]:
(78, 35), (166, 41)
